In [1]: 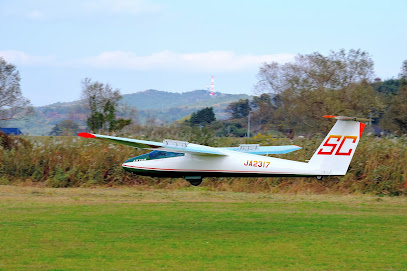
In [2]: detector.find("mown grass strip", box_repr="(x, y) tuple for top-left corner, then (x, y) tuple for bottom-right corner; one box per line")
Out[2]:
(0, 186), (406, 270)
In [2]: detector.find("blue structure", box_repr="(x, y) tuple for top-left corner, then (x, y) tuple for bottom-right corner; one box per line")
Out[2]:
(0, 128), (22, 135)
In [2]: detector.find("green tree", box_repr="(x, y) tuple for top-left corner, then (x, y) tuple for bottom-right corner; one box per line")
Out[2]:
(189, 107), (216, 126)
(381, 84), (407, 134)
(49, 120), (80, 136)
(380, 60), (407, 134)
(372, 79), (400, 96)
(399, 59), (407, 80)
(249, 94), (276, 132)
(0, 57), (32, 121)
(225, 99), (250, 119)
(81, 78), (131, 132)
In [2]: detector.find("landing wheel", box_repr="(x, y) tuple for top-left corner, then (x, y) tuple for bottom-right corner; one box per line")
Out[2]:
(316, 176), (323, 180)
(188, 179), (202, 186)
(186, 176), (203, 186)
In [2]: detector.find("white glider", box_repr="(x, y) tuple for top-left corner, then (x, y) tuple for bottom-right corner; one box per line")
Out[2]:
(79, 116), (368, 186)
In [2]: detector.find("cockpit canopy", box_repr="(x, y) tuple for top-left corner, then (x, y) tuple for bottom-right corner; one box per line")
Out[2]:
(125, 150), (185, 163)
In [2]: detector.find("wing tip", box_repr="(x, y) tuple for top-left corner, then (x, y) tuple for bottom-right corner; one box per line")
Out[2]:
(78, 132), (96, 138)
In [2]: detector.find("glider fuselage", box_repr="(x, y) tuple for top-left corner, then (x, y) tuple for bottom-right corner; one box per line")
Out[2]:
(79, 115), (368, 186)
(122, 149), (325, 178)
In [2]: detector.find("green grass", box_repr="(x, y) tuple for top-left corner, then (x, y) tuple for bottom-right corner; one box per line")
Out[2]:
(0, 186), (406, 270)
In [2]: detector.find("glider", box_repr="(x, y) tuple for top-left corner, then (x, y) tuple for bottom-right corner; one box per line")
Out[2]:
(79, 116), (368, 186)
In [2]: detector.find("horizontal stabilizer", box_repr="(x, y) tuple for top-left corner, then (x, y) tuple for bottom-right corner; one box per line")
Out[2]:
(219, 145), (302, 155)
(323, 115), (371, 122)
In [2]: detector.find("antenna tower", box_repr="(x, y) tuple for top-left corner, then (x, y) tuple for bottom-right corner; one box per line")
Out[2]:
(210, 76), (215, 96)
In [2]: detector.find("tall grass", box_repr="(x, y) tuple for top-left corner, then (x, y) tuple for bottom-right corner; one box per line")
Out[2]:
(0, 132), (406, 195)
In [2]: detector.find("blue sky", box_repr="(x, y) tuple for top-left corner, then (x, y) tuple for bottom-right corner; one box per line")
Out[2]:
(0, 0), (406, 106)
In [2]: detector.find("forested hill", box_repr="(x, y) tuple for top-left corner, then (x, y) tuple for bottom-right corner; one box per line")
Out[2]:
(6, 90), (250, 135)
(124, 89), (249, 110)
(124, 89), (250, 124)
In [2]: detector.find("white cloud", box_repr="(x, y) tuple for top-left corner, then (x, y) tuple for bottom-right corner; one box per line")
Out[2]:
(0, 50), (295, 72)
(27, 10), (44, 20)
(76, 50), (295, 72)
(83, 0), (162, 15)
(0, 50), (55, 66)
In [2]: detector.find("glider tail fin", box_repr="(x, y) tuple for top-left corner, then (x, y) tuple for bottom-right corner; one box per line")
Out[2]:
(308, 116), (368, 176)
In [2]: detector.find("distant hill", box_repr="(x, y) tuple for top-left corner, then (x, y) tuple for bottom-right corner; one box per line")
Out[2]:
(124, 89), (249, 110)
(2, 90), (250, 135)
(128, 89), (250, 123)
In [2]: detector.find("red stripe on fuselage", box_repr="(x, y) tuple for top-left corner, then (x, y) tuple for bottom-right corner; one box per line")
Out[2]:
(122, 164), (290, 175)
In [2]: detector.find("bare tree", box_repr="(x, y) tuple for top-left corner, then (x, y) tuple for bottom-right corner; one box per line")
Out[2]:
(254, 49), (381, 134)
(0, 57), (32, 121)
(255, 49), (374, 95)
(81, 78), (131, 132)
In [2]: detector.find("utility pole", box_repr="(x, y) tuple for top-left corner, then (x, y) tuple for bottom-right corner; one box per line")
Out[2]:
(247, 111), (250, 138)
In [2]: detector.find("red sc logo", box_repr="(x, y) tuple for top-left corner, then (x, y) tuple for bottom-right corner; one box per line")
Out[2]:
(317, 135), (358, 156)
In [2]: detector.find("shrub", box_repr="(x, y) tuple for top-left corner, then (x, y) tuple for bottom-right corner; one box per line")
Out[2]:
(0, 134), (405, 195)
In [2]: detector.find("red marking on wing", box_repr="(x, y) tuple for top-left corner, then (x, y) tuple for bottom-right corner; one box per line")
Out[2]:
(78, 132), (96, 138)
(359, 123), (366, 138)
(323, 115), (338, 119)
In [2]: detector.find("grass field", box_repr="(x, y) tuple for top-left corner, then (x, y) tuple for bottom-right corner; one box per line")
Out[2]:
(0, 186), (406, 270)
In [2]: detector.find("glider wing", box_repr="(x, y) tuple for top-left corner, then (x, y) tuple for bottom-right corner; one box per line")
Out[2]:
(78, 133), (301, 156)
(78, 133), (226, 156)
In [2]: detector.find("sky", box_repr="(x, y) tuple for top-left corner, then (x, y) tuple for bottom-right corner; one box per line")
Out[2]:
(0, 0), (406, 106)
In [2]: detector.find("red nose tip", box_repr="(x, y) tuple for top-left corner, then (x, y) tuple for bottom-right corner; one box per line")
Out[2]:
(78, 132), (96, 138)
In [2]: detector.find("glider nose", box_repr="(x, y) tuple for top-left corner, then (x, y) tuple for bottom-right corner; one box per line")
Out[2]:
(78, 132), (96, 138)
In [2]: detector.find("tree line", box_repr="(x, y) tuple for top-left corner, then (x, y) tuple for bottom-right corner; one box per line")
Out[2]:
(181, 50), (407, 138)
(222, 50), (407, 137)
(1, 53), (406, 195)
(0, 49), (406, 137)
